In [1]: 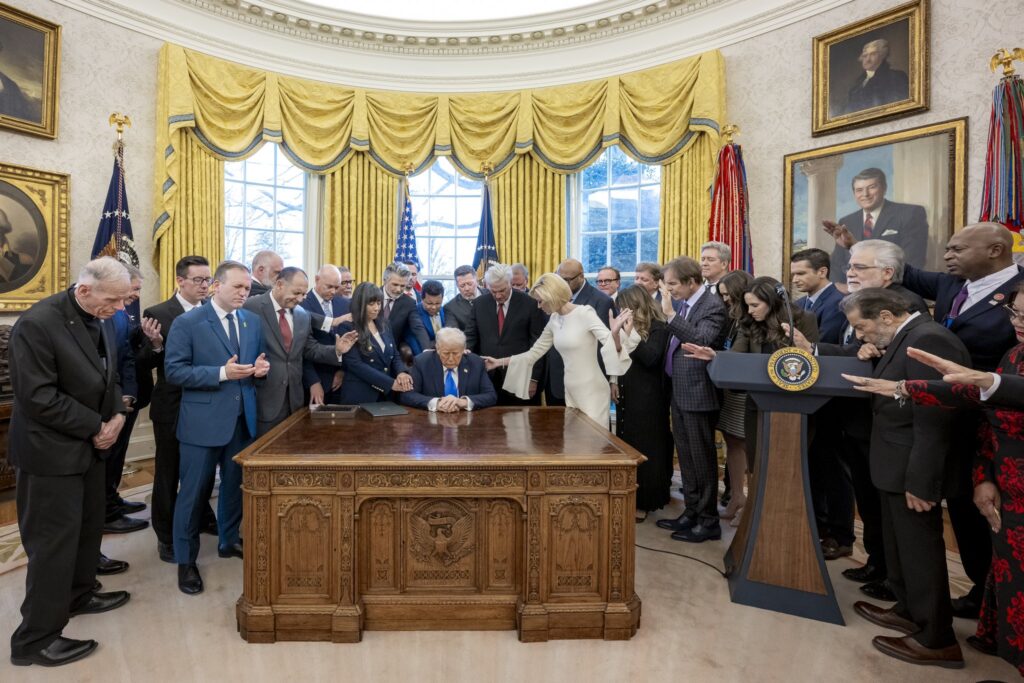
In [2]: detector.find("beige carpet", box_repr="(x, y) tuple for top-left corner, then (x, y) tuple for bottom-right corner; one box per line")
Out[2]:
(0, 485), (1015, 682)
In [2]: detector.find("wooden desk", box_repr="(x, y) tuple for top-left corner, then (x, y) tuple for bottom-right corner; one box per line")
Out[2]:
(234, 407), (643, 643)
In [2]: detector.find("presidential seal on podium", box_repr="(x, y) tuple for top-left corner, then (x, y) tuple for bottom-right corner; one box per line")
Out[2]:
(766, 347), (820, 392)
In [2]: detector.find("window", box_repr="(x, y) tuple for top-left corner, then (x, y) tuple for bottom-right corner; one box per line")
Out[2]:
(408, 157), (483, 300)
(225, 143), (310, 270)
(572, 146), (661, 285)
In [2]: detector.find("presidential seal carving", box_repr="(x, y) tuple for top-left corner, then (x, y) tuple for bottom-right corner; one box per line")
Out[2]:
(410, 507), (474, 567)
(767, 346), (820, 392)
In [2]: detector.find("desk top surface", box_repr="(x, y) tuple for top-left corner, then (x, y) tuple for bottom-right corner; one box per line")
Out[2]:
(235, 407), (643, 467)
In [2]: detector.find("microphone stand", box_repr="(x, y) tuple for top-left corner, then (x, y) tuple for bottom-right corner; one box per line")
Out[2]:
(774, 283), (796, 347)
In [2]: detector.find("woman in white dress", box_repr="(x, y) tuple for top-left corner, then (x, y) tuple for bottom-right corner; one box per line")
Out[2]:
(483, 273), (638, 427)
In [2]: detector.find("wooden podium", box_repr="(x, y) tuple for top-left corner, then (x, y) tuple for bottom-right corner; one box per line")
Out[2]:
(707, 351), (871, 625)
(233, 407), (643, 643)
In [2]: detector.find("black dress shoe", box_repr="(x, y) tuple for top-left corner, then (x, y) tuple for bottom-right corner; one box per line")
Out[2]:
(656, 513), (696, 532)
(950, 596), (981, 620)
(96, 554), (129, 575)
(93, 580), (102, 592)
(201, 519), (219, 536)
(218, 542), (243, 559)
(70, 590), (130, 617)
(843, 563), (886, 583)
(178, 564), (203, 595)
(157, 541), (175, 564)
(671, 522), (722, 543)
(820, 537), (853, 560)
(11, 636), (98, 667)
(103, 515), (149, 534)
(965, 634), (998, 656)
(860, 580), (897, 602)
(116, 500), (147, 515)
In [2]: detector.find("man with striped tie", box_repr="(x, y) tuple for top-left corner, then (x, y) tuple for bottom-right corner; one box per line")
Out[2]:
(400, 327), (497, 412)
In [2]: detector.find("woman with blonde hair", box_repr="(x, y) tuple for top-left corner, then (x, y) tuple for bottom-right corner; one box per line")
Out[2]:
(484, 273), (637, 426)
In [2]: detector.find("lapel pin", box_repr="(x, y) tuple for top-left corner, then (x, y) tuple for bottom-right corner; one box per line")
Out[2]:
(994, 293), (1006, 301)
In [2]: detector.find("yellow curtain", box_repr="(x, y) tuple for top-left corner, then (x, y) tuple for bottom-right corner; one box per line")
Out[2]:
(322, 153), (399, 285)
(490, 154), (567, 278)
(154, 131), (224, 299)
(658, 133), (719, 263)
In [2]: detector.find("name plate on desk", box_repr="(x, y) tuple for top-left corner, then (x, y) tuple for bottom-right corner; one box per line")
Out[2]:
(309, 404), (359, 420)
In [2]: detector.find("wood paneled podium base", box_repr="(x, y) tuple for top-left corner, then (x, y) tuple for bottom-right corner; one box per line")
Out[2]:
(234, 407), (643, 643)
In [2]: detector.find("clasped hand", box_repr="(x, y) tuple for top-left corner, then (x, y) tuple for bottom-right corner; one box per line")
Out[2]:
(224, 353), (270, 379)
(436, 395), (468, 413)
(392, 372), (413, 392)
(92, 413), (125, 450)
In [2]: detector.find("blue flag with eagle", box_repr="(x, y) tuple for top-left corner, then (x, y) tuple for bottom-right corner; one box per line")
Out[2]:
(473, 180), (498, 271)
(394, 180), (420, 268)
(92, 147), (140, 322)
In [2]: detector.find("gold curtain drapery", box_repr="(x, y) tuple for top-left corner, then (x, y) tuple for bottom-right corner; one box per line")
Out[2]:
(658, 134), (718, 264)
(491, 155), (567, 278)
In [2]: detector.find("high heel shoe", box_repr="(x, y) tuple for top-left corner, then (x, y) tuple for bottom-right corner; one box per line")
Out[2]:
(719, 498), (746, 520)
(729, 507), (744, 528)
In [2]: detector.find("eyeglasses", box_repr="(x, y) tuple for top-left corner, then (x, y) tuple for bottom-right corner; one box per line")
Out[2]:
(846, 264), (880, 272)
(596, 278), (619, 285)
(1003, 304), (1024, 323)
(185, 276), (212, 285)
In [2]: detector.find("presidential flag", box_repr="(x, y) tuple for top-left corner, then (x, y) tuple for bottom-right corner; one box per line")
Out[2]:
(473, 180), (499, 272)
(92, 145), (140, 321)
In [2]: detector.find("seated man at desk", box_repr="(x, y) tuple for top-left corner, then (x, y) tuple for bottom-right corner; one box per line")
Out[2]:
(401, 328), (497, 412)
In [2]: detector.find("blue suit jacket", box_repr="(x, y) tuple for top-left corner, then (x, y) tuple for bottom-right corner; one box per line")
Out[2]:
(400, 351), (497, 410)
(336, 324), (405, 404)
(407, 303), (445, 356)
(798, 283), (847, 345)
(300, 290), (351, 391)
(164, 303), (263, 446)
(111, 309), (138, 401)
(902, 264), (1024, 372)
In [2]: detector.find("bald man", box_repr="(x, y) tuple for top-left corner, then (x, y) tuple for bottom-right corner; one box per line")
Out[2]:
(249, 250), (284, 298)
(0, 208), (32, 286)
(301, 264), (351, 403)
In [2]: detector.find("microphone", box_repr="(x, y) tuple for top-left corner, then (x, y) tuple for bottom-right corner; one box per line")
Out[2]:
(774, 283), (796, 347)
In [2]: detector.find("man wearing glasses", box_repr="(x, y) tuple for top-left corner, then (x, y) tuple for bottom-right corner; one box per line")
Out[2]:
(596, 266), (621, 301)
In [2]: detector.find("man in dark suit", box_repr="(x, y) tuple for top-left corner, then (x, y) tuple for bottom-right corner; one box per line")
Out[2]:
(244, 267), (355, 434)
(655, 256), (728, 542)
(407, 279), (446, 355)
(300, 264), (351, 403)
(400, 328), (497, 411)
(545, 259), (614, 406)
(164, 260), (269, 595)
(511, 263), (531, 293)
(843, 39), (909, 115)
(824, 168), (927, 283)
(135, 255), (219, 564)
(443, 265), (482, 331)
(839, 288), (969, 668)
(8, 257), (133, 667)
(465, 263), (547, 405)
(791, 248), (846, 344)
(381, 261), (430, 360)
(700, 241), (731, 294)
(248, 250), (283, 298)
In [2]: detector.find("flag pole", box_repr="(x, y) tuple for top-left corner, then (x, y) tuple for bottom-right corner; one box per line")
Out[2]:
(108, 112), (131, 257)
(481, 162), (493, 274)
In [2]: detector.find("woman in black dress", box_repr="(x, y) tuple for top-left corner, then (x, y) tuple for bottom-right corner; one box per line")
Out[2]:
(612, 285), (673, 522)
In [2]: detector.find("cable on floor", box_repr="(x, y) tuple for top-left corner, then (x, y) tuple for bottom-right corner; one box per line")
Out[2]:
(635, 543), (728, 578)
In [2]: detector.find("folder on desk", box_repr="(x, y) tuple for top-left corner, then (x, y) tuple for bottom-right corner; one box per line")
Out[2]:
(359, 401), (408, 417)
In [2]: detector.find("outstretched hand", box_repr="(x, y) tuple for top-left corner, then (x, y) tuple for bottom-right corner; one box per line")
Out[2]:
(822, 220), (855, 249)
(253, 353), (270, 378)
(224, 354), (256, 379)
(482, 356), (505, 371)
(907, 347), (994, 390)
(781, 323), (814, 353)
(681, 342), (715, 362)
(335, 330), (359, 355)
(841, 373), (900, 397)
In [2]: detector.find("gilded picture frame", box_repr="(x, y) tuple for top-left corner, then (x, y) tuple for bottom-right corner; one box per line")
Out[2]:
(0, 162), (70, 311)
(812, 0), (928, 136)
(0, 3), (61, 139)
(783, 117), (966, 286)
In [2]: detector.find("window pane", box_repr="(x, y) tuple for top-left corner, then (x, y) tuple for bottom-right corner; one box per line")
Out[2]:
(245, 144), (276, 186)
(275, 232), (304, 265)
(582, 234), (608, 273)
(639, 163), (660, 185)
(430, 196), (457, 230)
(225, 161), (243, 182)
(457, 196), (483, 234)
(582, 159), (607, 190)
(225, 227), (245, 263)
(582, 190), (607, 232)
(245, 186), (274, 230)
(245, 229), (277, 264)
(225, 182), (245, 227)
(456, 238), (476, 267)
(610, 232), (637, 272)
(640, 229), (659, 262)
(609, 147), (639, 186)
(610, 188), (639, 231)
(640, 187), (660, 229)
(277, 156), (305, 188)
(428, 237), (455, 277)
(409, 158), (483, 281)
(275, 188), (305, 232)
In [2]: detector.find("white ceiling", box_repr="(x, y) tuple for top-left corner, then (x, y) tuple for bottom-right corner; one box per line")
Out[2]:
(296, 0), (603, 23)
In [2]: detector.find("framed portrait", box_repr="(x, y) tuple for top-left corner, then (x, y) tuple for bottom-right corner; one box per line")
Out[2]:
(812, 0), (928, 136)
(0, 4), (61, 138)
(0, 162), (69, 311)
(783, 117), (966, 285)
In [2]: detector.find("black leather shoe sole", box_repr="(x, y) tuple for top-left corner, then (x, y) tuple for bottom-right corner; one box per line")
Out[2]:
(859, 580), (897, 602)
(656, 516), (696, 532)
(11, 638), (98, 667)
(70, 591), (130, 617)
(671, 526), (722, 543)
(102, 516), (149, 534)
(842, 565), (885, 583)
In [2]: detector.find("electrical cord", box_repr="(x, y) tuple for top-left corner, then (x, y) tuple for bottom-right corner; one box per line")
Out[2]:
(635, 543), (728, 577)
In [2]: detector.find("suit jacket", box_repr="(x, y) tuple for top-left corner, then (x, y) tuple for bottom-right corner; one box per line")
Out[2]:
(400, 351), (497, 410)
(164, 303), (263, 446)
(243, 293), (342, 422)
(443, 294), (476, 331)
(845, 61), (909, 114)
(798, 284), (846, 345)
(249, 280), (270, 298)
(136, 295), (187, 425)
(830, 200), (928, 283)
(337, 324), (406, 403)
(299, 290), (350, 393)
(8, 289), (124, 475)
(868, 314), (972, 500)
(666, 289), (729, 412)
(385, 293), (430, 354)
(902, 264), (1024, 372)
(545, 282), (614, 399)
(111, 309), (139, 403)
(465, 289), (548, 384)
(407, 302), (445, 356)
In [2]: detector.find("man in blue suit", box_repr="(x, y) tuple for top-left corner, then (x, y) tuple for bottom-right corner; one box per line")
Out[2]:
(401, 328), (497, 412)
(300, 264), (351, 403)
(791, 248), (847, 344)
(406, 279), (446, 356)
(164, 260), (269, 596)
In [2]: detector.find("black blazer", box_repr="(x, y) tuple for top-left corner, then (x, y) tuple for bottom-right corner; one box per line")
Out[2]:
(829, 200), (928, 283)
(465, 289), (548, 383)
(8, 289), (124, 475)
(136, 295), (188, 425)
(902, 264), (1024, 372)
(545, 282), (614, 399)
(867, 314), (972, 500)
(386, 294), (430, 355)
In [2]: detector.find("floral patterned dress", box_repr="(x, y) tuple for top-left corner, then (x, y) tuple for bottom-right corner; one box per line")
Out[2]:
(905, 343), (1024, 677)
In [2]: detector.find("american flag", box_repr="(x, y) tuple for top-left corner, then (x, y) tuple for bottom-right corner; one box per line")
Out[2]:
(92, 143), (140, 322)
(394, 181), (420, 267)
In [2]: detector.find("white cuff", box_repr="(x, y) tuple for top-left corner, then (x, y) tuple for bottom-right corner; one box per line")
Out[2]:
(464, 396), (474, 411)
(428, 397), (439, 412)
(979, 373), (1002, 401)
(321, 316), (333, 332)
(219, 366), (228, 382)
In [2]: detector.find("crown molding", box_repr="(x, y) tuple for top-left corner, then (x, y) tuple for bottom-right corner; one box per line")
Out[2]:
(52, 0), (854, 90)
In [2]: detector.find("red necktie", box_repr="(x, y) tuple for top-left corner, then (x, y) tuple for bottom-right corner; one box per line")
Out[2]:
(863, 213), (874, 239)
(278, 309), (292, 353)
(497, 303), (505, 335)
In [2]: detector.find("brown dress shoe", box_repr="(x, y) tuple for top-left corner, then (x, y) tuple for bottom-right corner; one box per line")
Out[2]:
(853, 601), (917, 634)
(871, 635), (964, 669)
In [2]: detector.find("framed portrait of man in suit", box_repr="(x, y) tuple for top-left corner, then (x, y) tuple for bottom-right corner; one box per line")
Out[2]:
(0, 162), (69, 310)
(812, 0), (928, 136)
(783, 117), (966, 286)
(0, 5), (60, 139)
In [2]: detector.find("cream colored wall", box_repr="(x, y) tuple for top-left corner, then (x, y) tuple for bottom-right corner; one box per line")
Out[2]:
(0, 0), (162, 325)
(722, 0), (1024, 280)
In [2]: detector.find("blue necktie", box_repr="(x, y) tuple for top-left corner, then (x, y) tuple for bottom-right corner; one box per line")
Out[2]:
(444, 369), (458, 397)
(225, 312), (240, 355)
(803, 297), (813, 311)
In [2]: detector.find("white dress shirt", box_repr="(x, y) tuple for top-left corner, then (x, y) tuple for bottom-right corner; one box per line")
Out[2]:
(427, 365), (475, 412)
(311, 290), (335, 332)
(211, 300), (242, 382)
(962, 263), (1021, 314)
(175, 291), (198, 312)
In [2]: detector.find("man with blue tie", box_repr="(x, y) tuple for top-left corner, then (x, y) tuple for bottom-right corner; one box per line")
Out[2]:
(406, 279), (446, 356)
(400, 327), (497, 412)
(164, 260), (269, 596)
(300, 264), (351, 403)
(791, 248), (846, 344)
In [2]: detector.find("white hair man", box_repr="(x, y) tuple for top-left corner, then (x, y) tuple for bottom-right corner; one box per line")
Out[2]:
(845, 37), (909, 114)
(700, 241), (731, 291)
(249, 250), (283, 298)
(400, 326), (497, 412)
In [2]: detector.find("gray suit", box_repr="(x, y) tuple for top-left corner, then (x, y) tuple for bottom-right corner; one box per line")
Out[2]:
(665, 289), (728, 526)
(243, 293), (342, 435)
